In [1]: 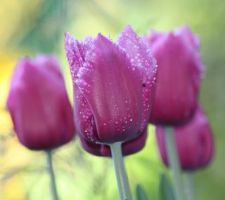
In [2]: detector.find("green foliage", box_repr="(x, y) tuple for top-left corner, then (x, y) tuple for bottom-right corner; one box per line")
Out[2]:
(3, 0), (72, 53)
(136, 184), (149, 200)
(159, 174), (176, 200)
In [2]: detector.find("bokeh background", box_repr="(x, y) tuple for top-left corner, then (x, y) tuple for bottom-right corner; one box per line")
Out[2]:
(0, 0), (224, 199)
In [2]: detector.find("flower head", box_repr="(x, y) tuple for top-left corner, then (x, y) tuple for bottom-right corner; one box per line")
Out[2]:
(156, 106), (214, 171)
(65, 26), (157, 146)
(7, 55), (75, 150)
(147, 26), (203, 125)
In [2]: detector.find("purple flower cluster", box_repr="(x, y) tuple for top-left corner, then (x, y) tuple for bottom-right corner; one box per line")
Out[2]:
(7, 25), (214, 171)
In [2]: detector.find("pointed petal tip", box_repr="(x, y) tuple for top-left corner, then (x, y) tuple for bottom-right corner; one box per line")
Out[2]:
(121, 25), (136, 36)
(117, 25), (139, 46)
(176, 25), (200, 48)
(95, 33), (113, 47)
(64, 32), (78, 50)
(96, 33), (104, 39)
(64, 32), (69, 37)
(175, 25), (192, 33)
(124, 24), (134, 31)
(64, 32), (74, 44)
(146, 29), (164, 45)
(64, 32), (71, 42)
(96, 33), (109, 41)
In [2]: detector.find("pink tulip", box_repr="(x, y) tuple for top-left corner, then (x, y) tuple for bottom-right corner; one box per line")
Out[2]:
(7, 55), (75, 150)
(65, 26), (157, 146)
(156, 107), (214, 171)
(147, 26), (203, 125)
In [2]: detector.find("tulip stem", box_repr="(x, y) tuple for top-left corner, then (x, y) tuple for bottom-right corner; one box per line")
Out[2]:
(184, 172), (195, 200)
(110, 142), (132, 200)
(46, 150), (59, 200)
(165, 127), (185, 200)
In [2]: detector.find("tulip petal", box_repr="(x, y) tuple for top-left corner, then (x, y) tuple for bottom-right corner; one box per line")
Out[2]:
(175, 26), (200, 50)
(149, 31), (203, 125)
(80, 129), (147, 156)
(65, 32), (95, 82)
(175, 26), (204, 79)
(118, 25), (157, 130)
(145, 30), (164, 44)
(7, 56), (75, 150)
(73, 84), (99, 143)
(156, 107), (214, 171)
(76, 34), (143, 143)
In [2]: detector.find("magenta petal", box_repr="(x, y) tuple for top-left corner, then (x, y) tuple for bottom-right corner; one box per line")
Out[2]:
(32, 55), (64, 80)
(76, 34), (143, 143)
(118, 25), (157, 130)
(65, 33), (95, 82)
(80, 129), (147, 157)
(65, 33), (83, 78)
(175, 26), (200, 50)
(145, 30), (164, 44)
(121, 129), (147, 155)
(118, 25), (157, 83)
(175, 26), (204, 79)
(7, 56), (75, 150)
(156, 107), (214, 171)
(148, 30), (203, 125)
(73, 84), (99, 142)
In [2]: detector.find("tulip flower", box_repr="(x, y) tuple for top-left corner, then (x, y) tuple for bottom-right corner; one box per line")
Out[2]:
(147, 26), (203, 125)
(65, 25), (157, 200)
(146, 26), (204, 200)
(7, 55), (75, 150)
(7, 55), (76, 200)
(65, 25), (156, 144)
(156, 107), (214, 171)
(80, 129), (147, 157)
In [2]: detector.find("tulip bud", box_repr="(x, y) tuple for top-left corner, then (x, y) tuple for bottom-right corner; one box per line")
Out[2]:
(7, 55), (75, 150)
(80, 129), (147, 157)
(156, 107), (214, 171)
(147, 26), (203, 125)
(65, 26), (157, 145)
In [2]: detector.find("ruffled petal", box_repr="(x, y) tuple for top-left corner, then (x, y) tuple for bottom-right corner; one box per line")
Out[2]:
(118, 25), (157, 130)
(65, 32), (95, 82)
(73, 84), (99, 143)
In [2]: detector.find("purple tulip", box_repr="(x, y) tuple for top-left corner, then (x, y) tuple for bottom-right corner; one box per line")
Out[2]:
(7, 55), (75, 150)
(80, 129), (147, 157)
(156, 107), (214, 171)
(147, 26), (203, 125)
(65, 26), (157, 145)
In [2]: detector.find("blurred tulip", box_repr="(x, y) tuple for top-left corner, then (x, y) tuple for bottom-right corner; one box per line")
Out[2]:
(80, 129), (147, 157)
(7, 55), (75, 150)
(65, 25), (157, 145)
(147, 26), (203, 125)
(156, 107), (214, 171)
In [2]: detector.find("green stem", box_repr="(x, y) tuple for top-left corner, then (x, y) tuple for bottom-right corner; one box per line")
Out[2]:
(184, 172), (195, 200)
(110, 142), (132, 200)
(165, 127), (185, 200)
(46, 150), (59, 200)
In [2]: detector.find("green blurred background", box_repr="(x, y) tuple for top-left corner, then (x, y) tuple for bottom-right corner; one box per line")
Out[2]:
(0, 0), (224, 199)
